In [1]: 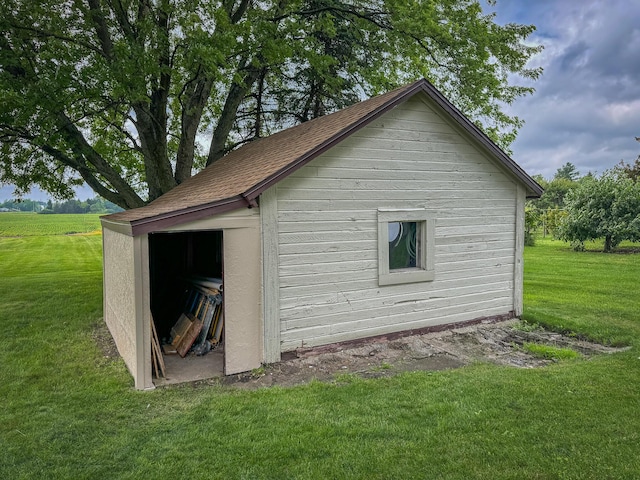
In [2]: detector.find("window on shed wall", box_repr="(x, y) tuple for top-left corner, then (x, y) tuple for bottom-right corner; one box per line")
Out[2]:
(378, 209), (435, 286)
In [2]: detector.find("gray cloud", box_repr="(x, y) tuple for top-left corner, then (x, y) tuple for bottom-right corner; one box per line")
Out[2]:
(494, 0), (640, 179)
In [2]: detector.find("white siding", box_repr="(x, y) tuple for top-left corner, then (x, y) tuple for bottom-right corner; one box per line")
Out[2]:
(274, 96), (518, 351)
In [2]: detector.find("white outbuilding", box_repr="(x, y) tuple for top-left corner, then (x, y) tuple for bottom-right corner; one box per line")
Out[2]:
(101, 79), (543, 389)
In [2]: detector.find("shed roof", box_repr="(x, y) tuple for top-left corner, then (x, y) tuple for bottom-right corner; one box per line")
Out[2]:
(102, 78), (543, 236)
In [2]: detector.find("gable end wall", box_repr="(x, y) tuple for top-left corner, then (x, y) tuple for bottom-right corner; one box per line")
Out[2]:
(274, 97), (519, 350)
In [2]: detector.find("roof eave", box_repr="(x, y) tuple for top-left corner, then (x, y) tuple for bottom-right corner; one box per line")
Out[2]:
(101, 196), (250, 236)
(100, 217), (133, 236)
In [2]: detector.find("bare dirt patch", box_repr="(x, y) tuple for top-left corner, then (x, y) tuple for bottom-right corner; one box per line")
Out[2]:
(214, 319), (627, 389)
(92, 318), (628, 390)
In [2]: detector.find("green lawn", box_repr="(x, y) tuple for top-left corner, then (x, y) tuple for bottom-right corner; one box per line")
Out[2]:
(0, 212), (102, 237)
(1, 220), (639, 479)
(523, 237), (640, 347)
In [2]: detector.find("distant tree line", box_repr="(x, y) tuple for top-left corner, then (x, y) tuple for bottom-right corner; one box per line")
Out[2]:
(0, 197), (123, 214)
(527, 156), (640, 252)
(0, 198), (43, 212)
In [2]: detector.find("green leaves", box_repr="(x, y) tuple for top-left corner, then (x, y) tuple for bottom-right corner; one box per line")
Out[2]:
(559, 171), (640, 252)
(0, 0), (541, 208)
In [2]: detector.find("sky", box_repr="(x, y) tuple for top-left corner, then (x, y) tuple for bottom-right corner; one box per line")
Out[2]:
(2, 0), (639, 201)
(491, 0), (640, 180)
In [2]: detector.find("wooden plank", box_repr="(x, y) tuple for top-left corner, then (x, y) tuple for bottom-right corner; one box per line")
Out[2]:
(276, 187), (515, 202)
(308, 150), (494, 169)
(279, 249), (374, 266)
(279, 270), (513, 303)
(279, 245), (515, 276)
(278, 265), (514, 299)
(170, 313), (192, 347)
(514, 184), (525, 316)
(194, 298), (216, 346)
(319, 136), (485, 156)
(281, 290), (513, 331)
(276, 207), (516, 224)
(262, 185), (281, 363)
(279, 229), (377, 244)
(276, 178), (516, 193)
(161, 344), (177, 355)
(150, 316), (166, 378)
(280, 302), (512, 350)
(278, 256), (517, 285)
(193, 292), (206, 319)
(177, 319), (203, 358)
(151, 339), (159, 378)
(280, 306), (513, 351)
(277, 198), (515, 213)
(279, 276), (514, 312)
(212, 309), (224, 344)
(208, 303), (221, 337)
(279, 239), (376, 255)
(279, 259), (378, 277)
(277, 214), (514, 233)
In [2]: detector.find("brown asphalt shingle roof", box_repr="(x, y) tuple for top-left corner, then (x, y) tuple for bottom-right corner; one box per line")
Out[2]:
(102, 78), (543, 236)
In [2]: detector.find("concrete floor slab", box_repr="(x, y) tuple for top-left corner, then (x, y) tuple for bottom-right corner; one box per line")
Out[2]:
(153, 348), (224, 386)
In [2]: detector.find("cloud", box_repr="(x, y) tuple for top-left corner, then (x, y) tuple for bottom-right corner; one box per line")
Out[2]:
(494, 0), (640, 178)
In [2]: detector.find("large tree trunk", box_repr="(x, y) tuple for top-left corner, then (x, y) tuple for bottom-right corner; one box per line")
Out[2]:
(175, 76), (214, 184)
(206, 63), (264, 166)
(134, 103), (176, 201)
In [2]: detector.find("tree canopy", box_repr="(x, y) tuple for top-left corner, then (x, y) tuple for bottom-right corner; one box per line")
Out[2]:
(0, 0), (542, 209)
(553, 162), (580, 182)
(558, 169), (640, 252)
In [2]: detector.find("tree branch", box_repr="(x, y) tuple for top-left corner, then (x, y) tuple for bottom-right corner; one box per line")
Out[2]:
(86, 0), (115, 59)
(206, 60), (263, 165)
(40, 143), (128, 207)
(175, 73), (214, 183)
(56, 112), (145, 208)
(9, 23), (108, 59)
(109, 0), (137, 39)
(230, 0), (252, 23)
(270, 6), (390, 27)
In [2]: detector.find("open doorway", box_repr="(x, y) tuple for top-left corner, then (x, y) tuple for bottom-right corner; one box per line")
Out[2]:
(148, 230), (224, 385)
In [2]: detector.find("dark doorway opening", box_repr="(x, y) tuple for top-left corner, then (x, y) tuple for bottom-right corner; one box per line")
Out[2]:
(148, 230), (223, 344)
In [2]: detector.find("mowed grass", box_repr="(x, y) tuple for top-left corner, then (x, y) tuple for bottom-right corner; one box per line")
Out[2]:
(1, 221), (639, 479)
(0, 212), (102, 237)
(523, 237), (640, 347)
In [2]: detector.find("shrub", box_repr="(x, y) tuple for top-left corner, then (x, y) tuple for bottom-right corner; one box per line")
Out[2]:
(558, 171), (640, 252)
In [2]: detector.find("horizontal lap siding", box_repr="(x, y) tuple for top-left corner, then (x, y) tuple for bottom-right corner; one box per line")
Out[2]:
(276, 97), (517, 350)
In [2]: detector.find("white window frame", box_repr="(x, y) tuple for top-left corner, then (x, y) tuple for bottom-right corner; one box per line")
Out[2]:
(377, 209), (435, 286)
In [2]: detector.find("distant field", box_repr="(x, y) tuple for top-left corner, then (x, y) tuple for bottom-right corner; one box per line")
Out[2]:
(0, 212), (102, 237)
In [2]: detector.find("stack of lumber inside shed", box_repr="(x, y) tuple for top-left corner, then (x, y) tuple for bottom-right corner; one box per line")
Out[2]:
(150, 316), (166, 378)
(160, 277), (224, 359)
